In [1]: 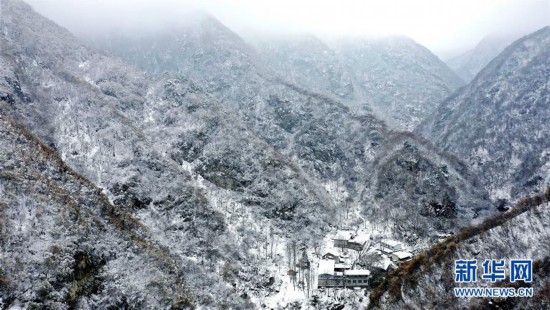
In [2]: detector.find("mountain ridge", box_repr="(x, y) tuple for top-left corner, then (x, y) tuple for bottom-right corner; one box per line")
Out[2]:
(417, 26), (550, 201)
(370, 187), (550, 309)
(447, 33), (520, 82)
(0, 113), (195, 308)
(3, 0), (547, 308)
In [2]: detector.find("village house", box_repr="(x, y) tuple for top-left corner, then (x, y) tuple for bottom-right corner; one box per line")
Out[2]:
(380, 240), (403, 253)
(390, 251), (413, 264)
(333, 230), (367, 251)
(334, 263), (351, 273)
(318, 260), (339, 287)
(344, 270), (371, 287)
(372, 256), (393, 271)
(346, 238), (366, 251)
(317, 260), (371, 288)
(333, 231), (353, 248)
(322, 252), (340, 263)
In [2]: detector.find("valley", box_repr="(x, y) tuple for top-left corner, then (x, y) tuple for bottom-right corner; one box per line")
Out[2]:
(0, 0), (549, 308)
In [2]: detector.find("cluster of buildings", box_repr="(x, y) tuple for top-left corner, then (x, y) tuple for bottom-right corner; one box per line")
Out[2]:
(317, 230), (371, 288)
(318, 259), (370, 288)
(317, 231), (415, 289)
(379, 240), (413, 265)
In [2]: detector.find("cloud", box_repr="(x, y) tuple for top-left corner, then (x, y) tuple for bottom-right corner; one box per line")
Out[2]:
(24, 0), (550, 56)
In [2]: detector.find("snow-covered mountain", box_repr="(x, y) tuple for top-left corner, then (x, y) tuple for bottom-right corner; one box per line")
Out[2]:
(250, 34), (465, 131)
(91, 19), (463, 131)
(251, 34), (360, 104)
(447, 34), (518, 82)
(371, 189), (550, 309)
(3, 0), (548, 308)
(0, 1), (329, 307)
(84, 12), (493, 235)
(87, 13), (269, 112)
(0, 116), (194, 308)
(417, 27), (550, 202)
(332, 37), (465, 130)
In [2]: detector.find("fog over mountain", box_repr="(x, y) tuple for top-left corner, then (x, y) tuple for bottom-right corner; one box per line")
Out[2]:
(23, 0), (550, 58)
(446, 33), (520, 82)
(1, 0), (549, 309)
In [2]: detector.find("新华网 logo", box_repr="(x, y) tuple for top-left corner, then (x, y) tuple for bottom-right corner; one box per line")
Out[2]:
(453, 259), (534, 298)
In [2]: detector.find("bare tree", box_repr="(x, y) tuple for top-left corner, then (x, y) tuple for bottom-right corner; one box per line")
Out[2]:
(286, 242), (297, 290)
(313, 241), (320, 258)
(286, 243), (292, 270)
(352, 239), (379, 269)
(269, 225), (275, 258)
(265, 222), (269, 259)
(291, 241), (297, 289)
(305, 267), (311, 298)
(345, 196), (352, 221)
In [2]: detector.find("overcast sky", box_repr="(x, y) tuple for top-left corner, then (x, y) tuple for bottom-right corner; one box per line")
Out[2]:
(25, 0), (550, 58)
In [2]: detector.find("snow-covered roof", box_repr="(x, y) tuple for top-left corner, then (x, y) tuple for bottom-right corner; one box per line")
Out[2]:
(352, 234), (369, 243)
(334, 263), (351, 269)
(382, 240), (401, 247)
(345, 269), (371, 276)
(318, 260), (335, 275)
(392, 251), (412, 260)
(334, 230), (353, 240)
(374, 259), (392, 271)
